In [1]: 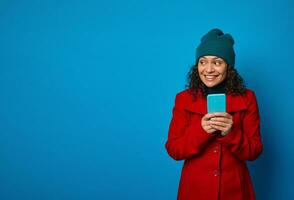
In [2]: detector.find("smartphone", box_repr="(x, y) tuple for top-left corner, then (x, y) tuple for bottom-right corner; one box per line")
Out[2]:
(207, 93), (226, 113)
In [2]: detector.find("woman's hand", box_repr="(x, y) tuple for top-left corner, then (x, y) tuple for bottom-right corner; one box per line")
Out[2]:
(209, 112), (233, 136)
(201, 113), (218, 134)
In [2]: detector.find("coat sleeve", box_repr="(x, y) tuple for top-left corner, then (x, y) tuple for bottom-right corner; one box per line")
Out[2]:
(217, 91), (263, 161)
(165, 93), (216, 161)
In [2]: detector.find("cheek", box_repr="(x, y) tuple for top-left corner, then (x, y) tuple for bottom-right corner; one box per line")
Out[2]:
(220, 68), (227, 78)
(221, 71), (227, 79)
(197, 67), (205, 76)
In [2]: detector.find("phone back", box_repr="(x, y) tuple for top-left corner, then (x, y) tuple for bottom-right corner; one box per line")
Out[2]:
(207, 93), (226, 113)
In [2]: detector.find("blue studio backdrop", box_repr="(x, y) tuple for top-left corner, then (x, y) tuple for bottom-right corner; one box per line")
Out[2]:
(1, 0), (294, 199)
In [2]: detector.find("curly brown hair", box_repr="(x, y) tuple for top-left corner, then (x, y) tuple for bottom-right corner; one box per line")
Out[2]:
(185, 64), (246, 100)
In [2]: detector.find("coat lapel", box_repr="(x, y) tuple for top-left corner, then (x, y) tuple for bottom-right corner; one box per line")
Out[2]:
(226, 94), (247, 113)
(185, 95), (207, 114)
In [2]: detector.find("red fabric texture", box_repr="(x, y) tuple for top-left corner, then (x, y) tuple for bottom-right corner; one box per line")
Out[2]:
(165, 89), (263, 200)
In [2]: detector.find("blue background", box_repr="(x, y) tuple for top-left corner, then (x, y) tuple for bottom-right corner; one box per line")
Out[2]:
(1, 0), (294, 199)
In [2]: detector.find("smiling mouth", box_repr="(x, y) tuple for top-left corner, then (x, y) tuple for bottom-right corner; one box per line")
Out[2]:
(204, 75), (219, 81)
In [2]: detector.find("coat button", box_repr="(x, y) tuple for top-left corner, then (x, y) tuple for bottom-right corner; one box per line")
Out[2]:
(213, 170), (219, 177)
(213, 146), (219, 153)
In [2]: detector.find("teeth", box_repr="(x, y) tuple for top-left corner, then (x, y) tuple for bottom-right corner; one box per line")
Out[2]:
(205, 75), (215, 79)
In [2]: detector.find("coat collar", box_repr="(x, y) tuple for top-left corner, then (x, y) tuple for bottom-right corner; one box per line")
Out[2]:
(184, 92), (247, 114)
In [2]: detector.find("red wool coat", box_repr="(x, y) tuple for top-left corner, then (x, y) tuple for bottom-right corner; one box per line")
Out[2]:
(165, 89), (263, 200)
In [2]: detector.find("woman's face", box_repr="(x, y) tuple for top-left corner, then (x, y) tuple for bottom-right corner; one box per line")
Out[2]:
(197, 56), (228, 88)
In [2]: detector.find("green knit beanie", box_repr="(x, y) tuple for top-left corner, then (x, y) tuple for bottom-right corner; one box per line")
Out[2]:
(196, 28), (235, 67)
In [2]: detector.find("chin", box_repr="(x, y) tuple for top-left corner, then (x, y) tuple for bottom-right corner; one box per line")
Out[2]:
(203, 81), (220, 87)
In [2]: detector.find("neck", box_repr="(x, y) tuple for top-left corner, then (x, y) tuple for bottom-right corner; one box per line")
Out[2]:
(205, 80), (226, 95)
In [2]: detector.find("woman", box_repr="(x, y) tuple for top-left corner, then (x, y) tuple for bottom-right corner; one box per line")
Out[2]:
(165, 28), (263, 200)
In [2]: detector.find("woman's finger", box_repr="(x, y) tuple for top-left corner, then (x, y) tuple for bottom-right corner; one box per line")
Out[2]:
(210, 120), (227, 127)
(210, 117), (231, 123)
(211, 112), (232, 119)
(203, 113), (216, 121)
(211, 124), (227, 132)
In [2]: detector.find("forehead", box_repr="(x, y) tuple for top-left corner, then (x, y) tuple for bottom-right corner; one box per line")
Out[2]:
(200, 56), (224, 60)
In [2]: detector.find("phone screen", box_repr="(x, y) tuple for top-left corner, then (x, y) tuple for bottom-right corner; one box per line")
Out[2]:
(207, 93), (226, 113)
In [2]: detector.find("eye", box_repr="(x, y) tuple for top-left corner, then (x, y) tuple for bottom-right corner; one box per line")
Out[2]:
(199, 60), (207, 65)
(215, 60), (223, 66)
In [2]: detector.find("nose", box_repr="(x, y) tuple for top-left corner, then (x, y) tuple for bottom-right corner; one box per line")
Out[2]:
(206, 62), (215, 73)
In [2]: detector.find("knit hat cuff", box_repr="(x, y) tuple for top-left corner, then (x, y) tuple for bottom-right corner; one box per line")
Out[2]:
(196, 41), (235, 67)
